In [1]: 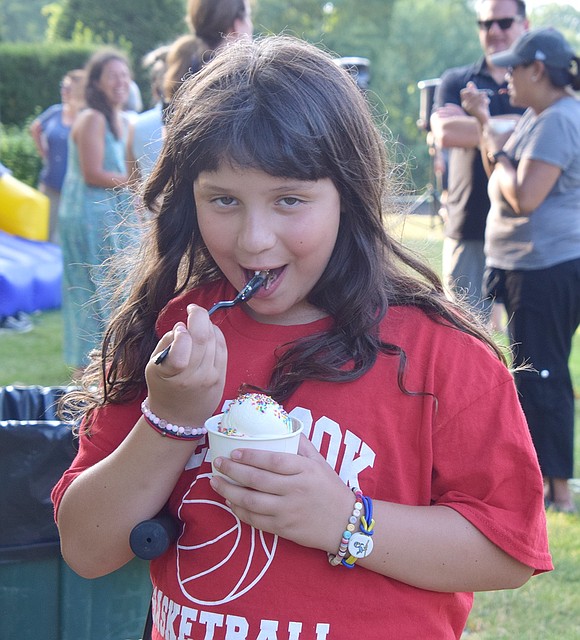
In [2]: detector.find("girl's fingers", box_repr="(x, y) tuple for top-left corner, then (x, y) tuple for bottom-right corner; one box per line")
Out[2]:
(217, 435), (324, 471)
(151, 329), (177, 357)
(186, 309), (227, 384)
(212, 325), (228, 375)
(151, 304), (214, 373)
(161, 323), (192, 369)
(227, 448), (303, 475)
(297, 434), (326, 461)
(212, 436), (327, 492)
(148, 312), (223, 386)
(150, 305), (222, 371)
(186, 305), (213, 353)
(209, 478), (279, 534)
(211, 451), (302, 497)
(209, 460), (297, 534)
(210, 450), (352, 549)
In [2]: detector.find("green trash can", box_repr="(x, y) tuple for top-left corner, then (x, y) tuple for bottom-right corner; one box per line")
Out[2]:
(0, 386), (152, 640)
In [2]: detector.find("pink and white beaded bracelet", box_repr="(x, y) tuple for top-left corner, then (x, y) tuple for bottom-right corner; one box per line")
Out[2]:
(141, 397), (207, 440)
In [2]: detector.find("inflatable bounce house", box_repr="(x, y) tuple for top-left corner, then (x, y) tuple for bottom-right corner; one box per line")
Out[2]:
(0, 168), (62, 318)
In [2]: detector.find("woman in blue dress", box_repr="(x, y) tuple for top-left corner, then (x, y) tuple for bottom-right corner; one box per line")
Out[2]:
(59, 49), (135, 376)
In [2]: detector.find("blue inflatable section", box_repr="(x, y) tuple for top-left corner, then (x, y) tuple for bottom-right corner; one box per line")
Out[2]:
(0, 231), (62, 316)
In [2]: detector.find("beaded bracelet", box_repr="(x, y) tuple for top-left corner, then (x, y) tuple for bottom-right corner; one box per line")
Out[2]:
(341, 493), (375, 568)
(328, 488), (368, 567)
(141, 397), (207, 440)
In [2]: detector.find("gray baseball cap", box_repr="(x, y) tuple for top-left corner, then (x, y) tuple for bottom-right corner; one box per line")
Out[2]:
(490, 28), (575, 70)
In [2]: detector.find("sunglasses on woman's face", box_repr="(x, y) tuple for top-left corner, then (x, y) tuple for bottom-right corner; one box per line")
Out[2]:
(477, 17), (519, 31)
(506, 62), (532, 77)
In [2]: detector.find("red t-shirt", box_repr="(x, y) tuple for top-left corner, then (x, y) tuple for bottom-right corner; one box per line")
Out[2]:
(52, 280), (552, 639)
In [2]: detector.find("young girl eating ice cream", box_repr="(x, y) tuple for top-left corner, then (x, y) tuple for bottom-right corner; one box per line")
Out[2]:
(52, 35), (552, 639)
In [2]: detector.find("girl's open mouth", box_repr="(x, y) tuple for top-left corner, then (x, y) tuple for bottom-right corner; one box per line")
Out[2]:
(246, 267), (285, 291)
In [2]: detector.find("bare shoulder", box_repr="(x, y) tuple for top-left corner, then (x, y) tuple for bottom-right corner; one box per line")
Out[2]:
(73, 109), (106, 140)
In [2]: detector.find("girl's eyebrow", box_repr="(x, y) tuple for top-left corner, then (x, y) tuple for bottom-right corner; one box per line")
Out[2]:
(195, 178), (319, 194)
(194, 182), (231, 194)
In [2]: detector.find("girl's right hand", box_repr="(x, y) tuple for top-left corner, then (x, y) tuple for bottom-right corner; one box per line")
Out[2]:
(145, 304), (227, 429)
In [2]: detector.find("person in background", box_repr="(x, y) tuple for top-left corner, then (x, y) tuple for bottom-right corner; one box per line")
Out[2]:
(59, 48), (135, 379)
(124, 80), (144, 117)
(29, 69), (86, 243)
(52, 36), (551, 640)
(126, 46), (169, 184)
(163, 0), (253, 112)
(430, 0), (528, 323)
(462, 28), (580, 514)
(126, 0), (253, 199)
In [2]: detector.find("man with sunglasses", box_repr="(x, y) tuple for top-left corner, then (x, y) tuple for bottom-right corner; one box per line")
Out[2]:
(430, 0), (528, 322)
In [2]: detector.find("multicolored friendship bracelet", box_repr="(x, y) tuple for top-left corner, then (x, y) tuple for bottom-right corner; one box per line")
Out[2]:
(341, 492), (375, 568)
(141, 397), (207, 440)
(327, 488), (363, 566)
(328, 487), (375, 568)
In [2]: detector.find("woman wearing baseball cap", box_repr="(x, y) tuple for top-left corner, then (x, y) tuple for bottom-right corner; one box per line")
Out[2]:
(461, 28), (580, 513)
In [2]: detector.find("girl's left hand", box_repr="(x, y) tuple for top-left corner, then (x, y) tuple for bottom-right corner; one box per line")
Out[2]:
(209, 435), (354, 552)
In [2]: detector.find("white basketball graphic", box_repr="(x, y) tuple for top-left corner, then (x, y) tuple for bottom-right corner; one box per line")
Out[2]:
(176, 473), (278, 605)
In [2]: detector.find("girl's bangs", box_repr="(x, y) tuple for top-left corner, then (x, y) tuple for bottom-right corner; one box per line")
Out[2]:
(196, 104), (330, 181)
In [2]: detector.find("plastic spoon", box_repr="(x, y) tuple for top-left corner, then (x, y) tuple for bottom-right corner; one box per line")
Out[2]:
(153, 270), (268, 365)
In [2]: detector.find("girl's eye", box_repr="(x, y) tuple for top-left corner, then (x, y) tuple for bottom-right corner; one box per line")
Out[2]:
(213, 196), (237, 206)
(278, 197), (303, 206)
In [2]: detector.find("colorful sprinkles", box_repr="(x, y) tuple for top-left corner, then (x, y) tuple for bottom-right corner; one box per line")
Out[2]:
(218, 393), (293, 435)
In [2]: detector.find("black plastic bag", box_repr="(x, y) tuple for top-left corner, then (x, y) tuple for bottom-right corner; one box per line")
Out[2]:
(0, 386), (77, 560)
(0, 384), (73, 421)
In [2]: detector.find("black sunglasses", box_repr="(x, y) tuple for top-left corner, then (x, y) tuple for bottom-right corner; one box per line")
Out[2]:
(477, 17), (519, 31)
(506, 62), (532, 76)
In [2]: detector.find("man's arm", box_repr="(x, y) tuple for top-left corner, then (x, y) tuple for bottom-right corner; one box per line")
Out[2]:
(430, 68), (482, 149)
(430, 104), (482, 149)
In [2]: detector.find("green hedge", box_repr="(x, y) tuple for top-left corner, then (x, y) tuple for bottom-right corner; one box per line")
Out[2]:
(0, 123), (42, 186)
(0, 41), (98, 126)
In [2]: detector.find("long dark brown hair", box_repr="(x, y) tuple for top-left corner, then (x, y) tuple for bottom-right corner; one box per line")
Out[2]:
(163, 0), (249, 103)
(84, 48), (131, 139)
(69, 35), (505, 419)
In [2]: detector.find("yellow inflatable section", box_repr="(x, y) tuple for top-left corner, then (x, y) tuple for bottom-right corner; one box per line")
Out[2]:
(0, 173), (49, 241)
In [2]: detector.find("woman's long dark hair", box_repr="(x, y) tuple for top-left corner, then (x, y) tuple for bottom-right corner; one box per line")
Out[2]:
(70, 35), (505, 418)
(84, 48), (131, 139)
(164, 0), (248, 103)
(186, 0), (247, 47)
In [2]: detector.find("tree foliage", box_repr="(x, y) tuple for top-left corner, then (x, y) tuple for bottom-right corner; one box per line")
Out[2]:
(373, 0), (482, 185)
(254, 0), (396, 58)
(0, 124), (43, 186)
(0, 0), (48, 42)
(0, 40), (98, 125)
(530, 3), (580, 51)
(51, 0), (186, 66)
(256, 0), (481, 187)
(1, 0), (579, 186)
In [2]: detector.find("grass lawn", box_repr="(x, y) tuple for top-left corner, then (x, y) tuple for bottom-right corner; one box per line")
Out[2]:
(0, 309), (71, 387)
(1, 212), (579, 637)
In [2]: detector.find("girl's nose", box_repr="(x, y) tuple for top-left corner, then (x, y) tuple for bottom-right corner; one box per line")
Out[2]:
(237, 211), (277, 254)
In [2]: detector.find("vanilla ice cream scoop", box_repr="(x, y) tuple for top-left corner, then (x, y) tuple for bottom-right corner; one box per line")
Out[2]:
(218, 393), (293, 437)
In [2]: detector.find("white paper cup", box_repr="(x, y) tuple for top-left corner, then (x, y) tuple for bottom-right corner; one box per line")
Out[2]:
(205, 413), (303, 482)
